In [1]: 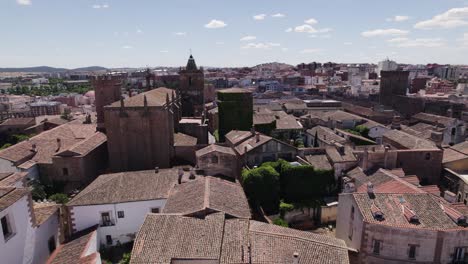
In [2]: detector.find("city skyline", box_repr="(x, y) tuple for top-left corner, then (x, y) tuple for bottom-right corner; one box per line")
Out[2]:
(2, 0), (468, 68)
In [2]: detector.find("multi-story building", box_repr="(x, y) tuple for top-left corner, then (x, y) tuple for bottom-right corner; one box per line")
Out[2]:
(104, 87), (179, 172)
(29, 101), (61, 117)
(377, 59), (398, 76)
(336, 191), (468, 264)
(217, 88), (253, 142)
(379, 71), (409, 107)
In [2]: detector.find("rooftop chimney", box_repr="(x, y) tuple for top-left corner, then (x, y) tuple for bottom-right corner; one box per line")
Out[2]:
(31, 143), (37, 153)
(255, 132), (260, 143)
(189, 168), (196, 180)
(55, 138), (61, 152)
(391, 115), (401, 130)
(178, 168), (184, 184)
(292, 252), (299, 264)
(367, 182), (374, 194)
(154, 166), (159, 173)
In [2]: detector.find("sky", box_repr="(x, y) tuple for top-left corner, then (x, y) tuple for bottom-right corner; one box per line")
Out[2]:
(2, 0), (468, 68)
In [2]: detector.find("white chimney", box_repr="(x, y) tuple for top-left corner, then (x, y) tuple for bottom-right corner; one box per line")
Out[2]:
(255, 132), (260, 143)
(154, 167), (159, 173)
(367, 182), (374, 194)
(177, 168), (184, 184)
(292, 252), (299, 264)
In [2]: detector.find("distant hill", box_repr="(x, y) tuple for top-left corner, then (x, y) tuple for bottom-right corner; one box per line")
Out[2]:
(0, 66), (107, 73)
(252, 62), (294, 71)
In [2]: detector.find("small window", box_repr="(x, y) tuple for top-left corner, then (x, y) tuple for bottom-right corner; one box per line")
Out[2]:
(451, 128), (456, 136)
(1, 215), (13, 240)
(373, 240), (381, 255)
(425, 153), (431, 160)
(62, 168), (68, 176)
(106, 235), (112, 245)
(350, 206), (355, 220)
(117, 211), (125, 218)
(408, 245), (417, 260)
(211, 155), (218, 164)
(151, 208), (160, 214)
(48, 236), (56, 254)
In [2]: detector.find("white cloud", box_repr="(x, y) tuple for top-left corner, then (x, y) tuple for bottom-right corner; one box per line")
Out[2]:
(16, 0), (31, 5)
(414, 7), (468, 29)
(459, 33), (468, 46)
(272, 13), (285, 18)
(215, 41), (225, 45)
(160, 50), (169, 53)
(386, 37), (409, 43)
(122, 45), (133, 49)
(387, 15), (410, 22)
(253, 14), (266, 20)
(361, 28), (409, 37)
(204, 19), (227, 29)
(344, 42), (353, 45)
(300, 48), (321, 54)
(294, 24), (318, 33)
(241, 42), (281, 49)
(388, 38), (445, 47)
(92, 3), (109, 9)
(304, 18), (318, 25)
(318, 28), (333, 33)
(240, 35), (256, 41)
(136, 28), (143, 34)
(285, 27), (293, 33)
(174, 32), (187, 36)
(281, 47), (289, 52)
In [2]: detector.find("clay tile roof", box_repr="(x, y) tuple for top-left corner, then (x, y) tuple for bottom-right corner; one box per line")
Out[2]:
(196, 144), (236, 157)
(306, 126), (346, 145)
(225, 130), (253, 145)
(33, 202), (59, 226)
(130, 213), (226, 264)
(0, 172), (27, 187)
(352, 193), (464, 230)
(0, 117), (35, 126)
(174, 132), (198, 147)
(131, 213), (350, 264)
(68, 168), (181, 206)
(163, 176), (251, 219)
(353, 169), (423, 194)
(325, 146), (357, 163)
(0, 172), (14, 182)
(234, 133), (275, 155)
(383, 129), (437, 150)
(48, 228), (98, 264)
(108, 87), (174, 108)
(56, 132), (107, 157)
(412, 112), (455, 127)
(0, 123), (99, 164)
(0, 187), (29, 212)
(305, 154), (332, 170)
(275, 114), (303, 130)
(450, 141), (468, 156)
(217, 87), (252, 94)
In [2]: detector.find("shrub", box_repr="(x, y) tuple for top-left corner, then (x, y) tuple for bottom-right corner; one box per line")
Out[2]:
(273, 217), (288, 227)
(49, 193), (69, 204)
(241, 166), (280, 213)
(279, 201), (294, 218)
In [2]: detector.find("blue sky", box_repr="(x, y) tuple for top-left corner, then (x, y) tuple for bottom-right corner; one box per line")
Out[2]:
(1, 0), (468, 68)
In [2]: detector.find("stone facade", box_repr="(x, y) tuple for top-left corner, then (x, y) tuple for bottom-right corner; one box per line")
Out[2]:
(104, 88), (180, 172)
(218, 88), (253, 142)
(92, 75), (122, 131)
(178, 55), (204, 117)
(379, 71), (409, 107)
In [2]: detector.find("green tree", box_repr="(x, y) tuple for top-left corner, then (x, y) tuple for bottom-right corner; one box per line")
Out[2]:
(119, 253), (131, 264)
(273, 217), (288, 227)
(241, 166), (280, 213)
(49, 193), (69, 204)
(31, 181), (47, 201)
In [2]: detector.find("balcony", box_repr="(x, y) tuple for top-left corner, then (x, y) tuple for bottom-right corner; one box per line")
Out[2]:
(99, 220), (115, 227)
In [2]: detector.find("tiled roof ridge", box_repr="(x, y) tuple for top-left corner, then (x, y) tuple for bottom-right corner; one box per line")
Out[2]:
(249, 228), (348, 250)
(57, 132), (105, 156)
(204, 176), (211, 210)
(68, 173), (122, 206)
(379, 169), (424, 193)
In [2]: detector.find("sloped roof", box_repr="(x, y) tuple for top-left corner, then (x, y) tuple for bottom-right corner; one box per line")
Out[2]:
(130, 213), (350, 264)
(163, 176), (251, 219)
(174, 132), (197, 147)
(48, 228), (99, 264)
(68, 169), (182, 206)
(306, 126), (347, 145)
(0, 123), (100, 164)
(196, 144), (236, 157)
(383, 129), (437, 150)
(305, 154), (332, 170)
(0, 117), (35, 126)
(412, 112), (456, 127)
(33, 202), (59, 226)
(352, 193), (465, 230)
(0, 187), (29, 212)
(108, 87), (174, 108)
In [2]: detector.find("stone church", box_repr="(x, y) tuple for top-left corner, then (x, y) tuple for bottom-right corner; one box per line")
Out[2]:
(178, 55), (205, 117)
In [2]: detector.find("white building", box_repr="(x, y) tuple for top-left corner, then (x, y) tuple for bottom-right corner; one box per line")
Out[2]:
(336, 192), (468, 263)
(0, 186), (60, 264)
(66, 169), (181, 247)
(377, 59), (398, 76)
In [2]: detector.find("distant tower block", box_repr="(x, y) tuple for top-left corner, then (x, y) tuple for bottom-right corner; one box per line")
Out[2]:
(379, 70), (409, 107)
(92, 75), (122, 132)
(178, 54), (205, 117)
